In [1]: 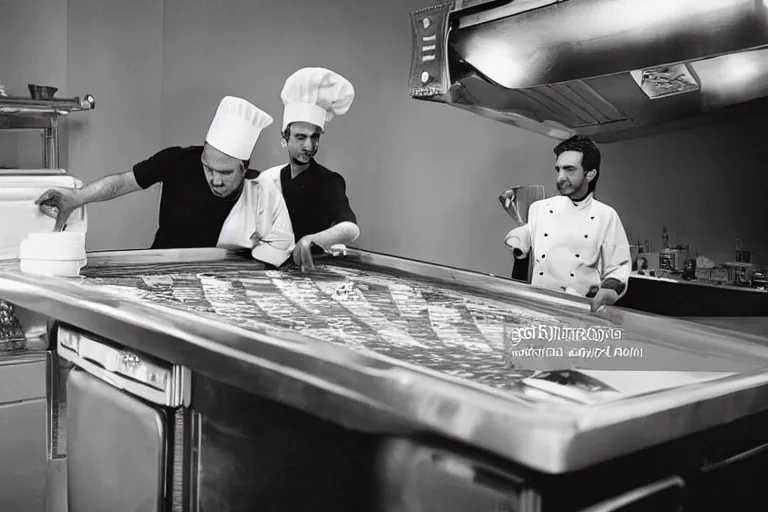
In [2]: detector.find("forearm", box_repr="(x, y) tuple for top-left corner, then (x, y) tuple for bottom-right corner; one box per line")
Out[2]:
(504, 224), (532, 259)
(78, 171), (142, 205)
(309, 222), (360, 247)
(601, 253), (631, 296)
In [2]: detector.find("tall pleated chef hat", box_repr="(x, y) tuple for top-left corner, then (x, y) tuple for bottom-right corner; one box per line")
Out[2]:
(281, 68), (355, 132)
(206, 96), (273, 161)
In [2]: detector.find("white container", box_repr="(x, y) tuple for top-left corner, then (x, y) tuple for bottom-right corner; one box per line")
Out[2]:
(19, 231), (87, 277)
(20, 232), (87, 261)
(19, 258), (86, 277)
(0, 173), (87, 260)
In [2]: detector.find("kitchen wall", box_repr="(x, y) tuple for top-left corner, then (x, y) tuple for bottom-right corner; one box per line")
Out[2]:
(602, 108), (768, 267)
(0, 0), (68, 169)
(1, 0), (765, 269)
(66, 0), (164, 251)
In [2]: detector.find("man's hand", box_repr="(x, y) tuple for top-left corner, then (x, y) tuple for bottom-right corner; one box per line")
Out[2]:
(590, 288), (619, 312)
(35, 188), (83, 231)
(293, 235), (316, 269)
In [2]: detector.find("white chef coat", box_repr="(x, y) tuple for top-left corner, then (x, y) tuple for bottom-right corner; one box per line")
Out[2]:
(504, 194), (631, 298)
(216, 173), (295, 266)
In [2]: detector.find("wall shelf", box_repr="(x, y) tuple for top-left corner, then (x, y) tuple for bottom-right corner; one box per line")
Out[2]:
(0, 94), (95, 168)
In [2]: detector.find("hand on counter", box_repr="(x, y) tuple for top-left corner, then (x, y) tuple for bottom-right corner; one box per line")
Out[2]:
(590, 288), (619, 312)
(294, 235), (316, 270)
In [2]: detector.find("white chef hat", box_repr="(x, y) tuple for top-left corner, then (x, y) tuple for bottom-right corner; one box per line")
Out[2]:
(281, 67), (355, 132)
(206, 96), (273, 161)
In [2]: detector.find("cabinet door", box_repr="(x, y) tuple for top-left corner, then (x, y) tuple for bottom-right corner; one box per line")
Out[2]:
(0, 356), (47, 512)
(66, 368), (166, 512)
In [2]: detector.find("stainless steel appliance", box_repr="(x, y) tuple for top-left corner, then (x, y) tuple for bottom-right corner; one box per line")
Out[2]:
(57, 326), (191, 512)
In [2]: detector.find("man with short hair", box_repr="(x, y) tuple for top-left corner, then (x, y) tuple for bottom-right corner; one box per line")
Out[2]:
(36, 97), (283, 261)
(259, 67), (360, 269)
(504, 135), (631, 311)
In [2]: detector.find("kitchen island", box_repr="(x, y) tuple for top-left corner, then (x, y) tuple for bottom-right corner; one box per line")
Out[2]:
(1, 247), (768, 511)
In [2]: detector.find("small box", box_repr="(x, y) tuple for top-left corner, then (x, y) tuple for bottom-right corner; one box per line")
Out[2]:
(710, 267), (729, 283)
(724, 262), (754, 286)
(660, 248), (688, 271)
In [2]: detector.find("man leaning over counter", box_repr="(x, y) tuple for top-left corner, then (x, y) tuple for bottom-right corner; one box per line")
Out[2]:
(259, 67), (360, 269)
(35, 96), (276, 254)
(504, 135), (632, 312)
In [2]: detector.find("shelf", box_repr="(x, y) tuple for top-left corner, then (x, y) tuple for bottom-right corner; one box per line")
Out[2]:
(0, 94), (96, 168)
(0, 95), (95, 130)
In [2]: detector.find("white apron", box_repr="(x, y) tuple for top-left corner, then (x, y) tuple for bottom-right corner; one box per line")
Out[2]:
(216, 173), (295, 266)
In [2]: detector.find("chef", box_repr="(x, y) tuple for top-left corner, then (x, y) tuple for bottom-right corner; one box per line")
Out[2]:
(259, 67), (360, 269)
(35, 96), (275, 254)
(504, 135), (631, 312)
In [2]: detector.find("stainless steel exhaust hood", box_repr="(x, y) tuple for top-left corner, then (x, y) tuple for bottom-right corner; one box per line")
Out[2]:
(409, 0), (768, 142)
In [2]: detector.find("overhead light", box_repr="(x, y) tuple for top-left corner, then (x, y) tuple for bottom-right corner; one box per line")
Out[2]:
(630, 64), (700, 99)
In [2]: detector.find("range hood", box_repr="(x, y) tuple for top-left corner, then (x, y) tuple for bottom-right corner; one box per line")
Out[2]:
(409, 0), (768, 142)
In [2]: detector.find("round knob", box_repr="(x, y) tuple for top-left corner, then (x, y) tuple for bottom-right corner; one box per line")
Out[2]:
(421, 72), (430, 84)
(422, 17), (431, 29)
(82, 94), (95, 110)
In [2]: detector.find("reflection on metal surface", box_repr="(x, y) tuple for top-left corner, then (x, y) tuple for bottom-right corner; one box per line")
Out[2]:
(66, 369), (166, 512)
(46, 353), (70, 460)
(378, 438), (525, 512)
(410, 0), (768, 141)
(700, 441), (768, 473)
(578, 476), (684, 512)
(1, 248), (768, 473)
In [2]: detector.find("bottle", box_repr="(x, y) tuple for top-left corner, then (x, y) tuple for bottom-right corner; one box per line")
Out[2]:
(662, 226), (669, 250)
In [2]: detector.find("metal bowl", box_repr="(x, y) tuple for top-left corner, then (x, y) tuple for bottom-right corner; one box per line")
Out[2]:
(28, 84), (58, 99)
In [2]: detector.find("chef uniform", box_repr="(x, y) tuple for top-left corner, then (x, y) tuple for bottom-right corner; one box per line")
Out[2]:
(133, 97), (271, 250)
(504, 193), (631, 300)
(208, 100), (295, 266)
(259, 68), (357, 247)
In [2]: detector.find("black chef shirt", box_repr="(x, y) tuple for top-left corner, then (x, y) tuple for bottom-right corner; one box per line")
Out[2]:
(279, 159), (357, 242)
(133, 146), (257, 249)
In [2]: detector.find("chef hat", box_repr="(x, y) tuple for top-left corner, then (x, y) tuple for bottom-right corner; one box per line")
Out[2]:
(206, 96), (273, 161)
(281, 67), (355, 132)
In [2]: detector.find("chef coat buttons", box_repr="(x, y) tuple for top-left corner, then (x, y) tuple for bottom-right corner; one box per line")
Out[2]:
(544, 233), (548, 237)
(584, 235), (588, 238)
(421, 71), (430, 84)
(570, 273), (575, 277)
(549, 210), (553, 213)
(539, 272), (544, 276)
(591, 216), (595, 220)
(541, 254), (545, 258)
(575, 254), (580, 258)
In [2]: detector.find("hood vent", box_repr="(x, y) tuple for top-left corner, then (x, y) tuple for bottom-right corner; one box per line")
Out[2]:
(409, 0), (768, 142)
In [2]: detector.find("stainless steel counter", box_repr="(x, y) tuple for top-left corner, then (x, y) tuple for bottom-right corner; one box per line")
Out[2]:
(1, 247), (767, 476)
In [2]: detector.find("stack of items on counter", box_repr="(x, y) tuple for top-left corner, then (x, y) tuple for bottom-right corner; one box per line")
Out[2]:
(18, 231), (87, 277)
(694, 239), (766, 290)
(632, 228), (766, 290)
